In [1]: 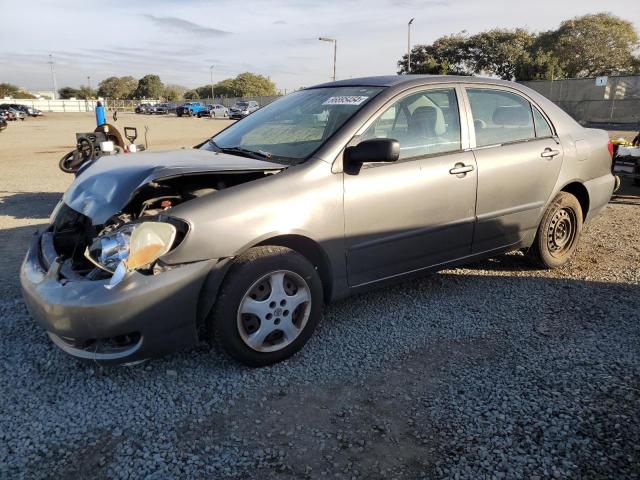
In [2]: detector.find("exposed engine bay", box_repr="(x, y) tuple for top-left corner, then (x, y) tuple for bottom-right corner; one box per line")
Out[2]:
(48, 171), (273, 281)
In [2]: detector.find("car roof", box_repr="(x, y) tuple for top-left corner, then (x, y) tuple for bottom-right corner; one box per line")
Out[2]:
(308, 75), (518, 89)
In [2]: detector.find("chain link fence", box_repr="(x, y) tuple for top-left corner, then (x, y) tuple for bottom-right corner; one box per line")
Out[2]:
(520, 75), (640, 129)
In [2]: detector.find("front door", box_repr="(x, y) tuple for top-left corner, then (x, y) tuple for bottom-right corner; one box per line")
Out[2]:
(343, 87), (477, 286)
(465, 87), (564, 253)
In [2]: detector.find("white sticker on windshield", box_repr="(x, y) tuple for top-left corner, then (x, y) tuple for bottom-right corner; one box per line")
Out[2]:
(322, 96), (369, 106)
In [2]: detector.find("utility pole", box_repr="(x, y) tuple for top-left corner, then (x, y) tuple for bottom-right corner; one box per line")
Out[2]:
(210, 65), (215, 101)
(407, 18), (415, 74)
(48, 54), (58, 99)
(319, 37), (337, 82)
(87, 76), (91, 94)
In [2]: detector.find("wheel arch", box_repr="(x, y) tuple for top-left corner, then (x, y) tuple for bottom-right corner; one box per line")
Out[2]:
(255, 234), (333, 302)
(559, 181), (590, 221)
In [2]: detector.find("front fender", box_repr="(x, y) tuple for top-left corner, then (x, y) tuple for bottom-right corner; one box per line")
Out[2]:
(160, 160), (344, 266)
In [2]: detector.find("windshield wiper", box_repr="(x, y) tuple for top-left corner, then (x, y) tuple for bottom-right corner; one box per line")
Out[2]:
(208, 140), (272, 160)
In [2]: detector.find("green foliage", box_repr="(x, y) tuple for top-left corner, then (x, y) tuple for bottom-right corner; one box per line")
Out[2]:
(399, 34), (472, 76)
(399, 12), (640, 80)
(547, 13), (640, 77)
(58, 86), (96, 99)
(58, 87), (80, 99)
(0, 83), (35, 98)
(97, 76), (137, 99)
(134, 74), (165, 99)
(164, 84), (187, 101)
(187, 72), (277, 100)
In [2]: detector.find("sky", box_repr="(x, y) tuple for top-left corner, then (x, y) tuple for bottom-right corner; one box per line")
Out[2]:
(1, 0), (639, 93)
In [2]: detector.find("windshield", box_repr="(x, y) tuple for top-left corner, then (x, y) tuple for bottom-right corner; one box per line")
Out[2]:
(202, 86), (383, 163)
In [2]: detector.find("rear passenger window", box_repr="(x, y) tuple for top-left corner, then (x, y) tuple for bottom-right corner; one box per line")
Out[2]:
(362, 88), (461, 160)
(467, 89), (535, 147)
(532, 106), (553, 138)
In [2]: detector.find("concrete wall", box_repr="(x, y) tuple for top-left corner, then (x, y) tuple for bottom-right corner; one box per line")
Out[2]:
(520, 75), (640, 127)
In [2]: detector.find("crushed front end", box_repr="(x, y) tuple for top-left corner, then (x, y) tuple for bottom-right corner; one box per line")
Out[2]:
(20, 202), (217, 363)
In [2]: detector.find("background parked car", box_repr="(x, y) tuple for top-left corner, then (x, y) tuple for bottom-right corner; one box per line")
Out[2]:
(0, 115), (6, 132)
(0, 103), (41, 117)
(198, 104), (229, 118)
(135, 103), (154, 114)
(0, 108), (16, 121)
(177, 102), (207, 117)
(2, 107), (26, 121)
(229, 100), (260, 119)
(149, 103), (176, 115)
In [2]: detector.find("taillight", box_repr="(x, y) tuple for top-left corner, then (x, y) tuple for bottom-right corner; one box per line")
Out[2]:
(607, 140), (614, 158)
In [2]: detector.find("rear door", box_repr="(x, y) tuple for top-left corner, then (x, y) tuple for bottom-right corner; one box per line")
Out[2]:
(343, 86), (477, 286)
(464, 87), (563, 253)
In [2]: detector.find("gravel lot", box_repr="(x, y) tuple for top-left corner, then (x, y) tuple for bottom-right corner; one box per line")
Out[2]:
(0, 114), (638, 479)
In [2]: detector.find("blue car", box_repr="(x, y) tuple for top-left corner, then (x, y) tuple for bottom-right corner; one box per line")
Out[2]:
(176, 102), (206, 117)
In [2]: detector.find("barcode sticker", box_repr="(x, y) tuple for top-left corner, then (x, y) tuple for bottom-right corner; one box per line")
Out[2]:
(322, 96), (369, 106)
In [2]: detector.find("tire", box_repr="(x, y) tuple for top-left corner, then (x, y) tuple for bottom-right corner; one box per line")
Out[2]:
(177, 112), (182, 117)
(197, 112), (202, 118)
(210, 246), (323, 367)
(527, 191), (583, 269)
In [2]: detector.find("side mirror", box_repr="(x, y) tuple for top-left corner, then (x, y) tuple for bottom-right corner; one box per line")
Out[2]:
(344, 138), (400, 165)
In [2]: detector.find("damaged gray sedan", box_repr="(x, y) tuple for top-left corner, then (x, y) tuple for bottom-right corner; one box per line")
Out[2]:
(21, 76), (615, 366)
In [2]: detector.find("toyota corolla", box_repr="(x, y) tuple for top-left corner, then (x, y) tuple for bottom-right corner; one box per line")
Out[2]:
(21, 76), (615, 366)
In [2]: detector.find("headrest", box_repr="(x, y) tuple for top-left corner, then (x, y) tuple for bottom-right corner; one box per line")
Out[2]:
(411, 105), (446, 136)
(492, 106), (530, 126)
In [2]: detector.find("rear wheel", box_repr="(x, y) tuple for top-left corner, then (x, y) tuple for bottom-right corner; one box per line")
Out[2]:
(527, 191), (583, 269)
(210, 246), (323, 367)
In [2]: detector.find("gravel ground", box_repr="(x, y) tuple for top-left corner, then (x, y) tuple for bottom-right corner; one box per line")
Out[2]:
(0, 116), (639, 479)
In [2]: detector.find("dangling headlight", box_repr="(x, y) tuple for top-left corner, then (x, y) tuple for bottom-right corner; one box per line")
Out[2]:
(85, 222), (177, 288)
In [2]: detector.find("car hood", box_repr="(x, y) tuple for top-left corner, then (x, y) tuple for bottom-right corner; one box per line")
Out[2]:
(63, 148), (284, 224)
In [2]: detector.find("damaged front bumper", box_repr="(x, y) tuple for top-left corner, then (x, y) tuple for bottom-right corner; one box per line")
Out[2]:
(20, 230), (221, 364)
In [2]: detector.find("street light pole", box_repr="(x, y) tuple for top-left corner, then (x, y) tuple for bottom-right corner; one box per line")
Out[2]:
(407, 18), (415, 74)
(319, 37), (337, 82)
(209, 65), (215, 101)
(48, 54), (58, 99)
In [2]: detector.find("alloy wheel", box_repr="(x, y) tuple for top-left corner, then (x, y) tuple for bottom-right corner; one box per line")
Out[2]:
(236, 270), (311, 352)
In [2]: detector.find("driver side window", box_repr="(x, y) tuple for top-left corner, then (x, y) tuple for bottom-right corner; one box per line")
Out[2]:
(362, 88), (461, 160)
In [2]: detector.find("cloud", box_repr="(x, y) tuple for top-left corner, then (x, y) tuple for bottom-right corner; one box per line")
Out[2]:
(387, 0), (448, 6)
(273, 20), (287, 25)
(142, 14), (232, 37)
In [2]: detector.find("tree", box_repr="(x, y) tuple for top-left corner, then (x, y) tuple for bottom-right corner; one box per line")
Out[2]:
(58, 86), (96, 99)
(134, 74), (164, 99)
(547, 13), (640, 77)
(466, 29), (536, 80)
(185, 73), (278, 100)
(231, 72), (277, 96)
(97, 76), (138, 99)
(0, 83), (36, 98)
(58, 86), (80, 99)
(398, 34), (472, 75)
(164, 84), (187, 101)
(183, 89), (200, 100)
(397, 12), (640, 80)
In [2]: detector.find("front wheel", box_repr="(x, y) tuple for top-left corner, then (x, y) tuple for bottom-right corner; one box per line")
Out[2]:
(527, 192), (583, 269)
(210, 246), (323, 367)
